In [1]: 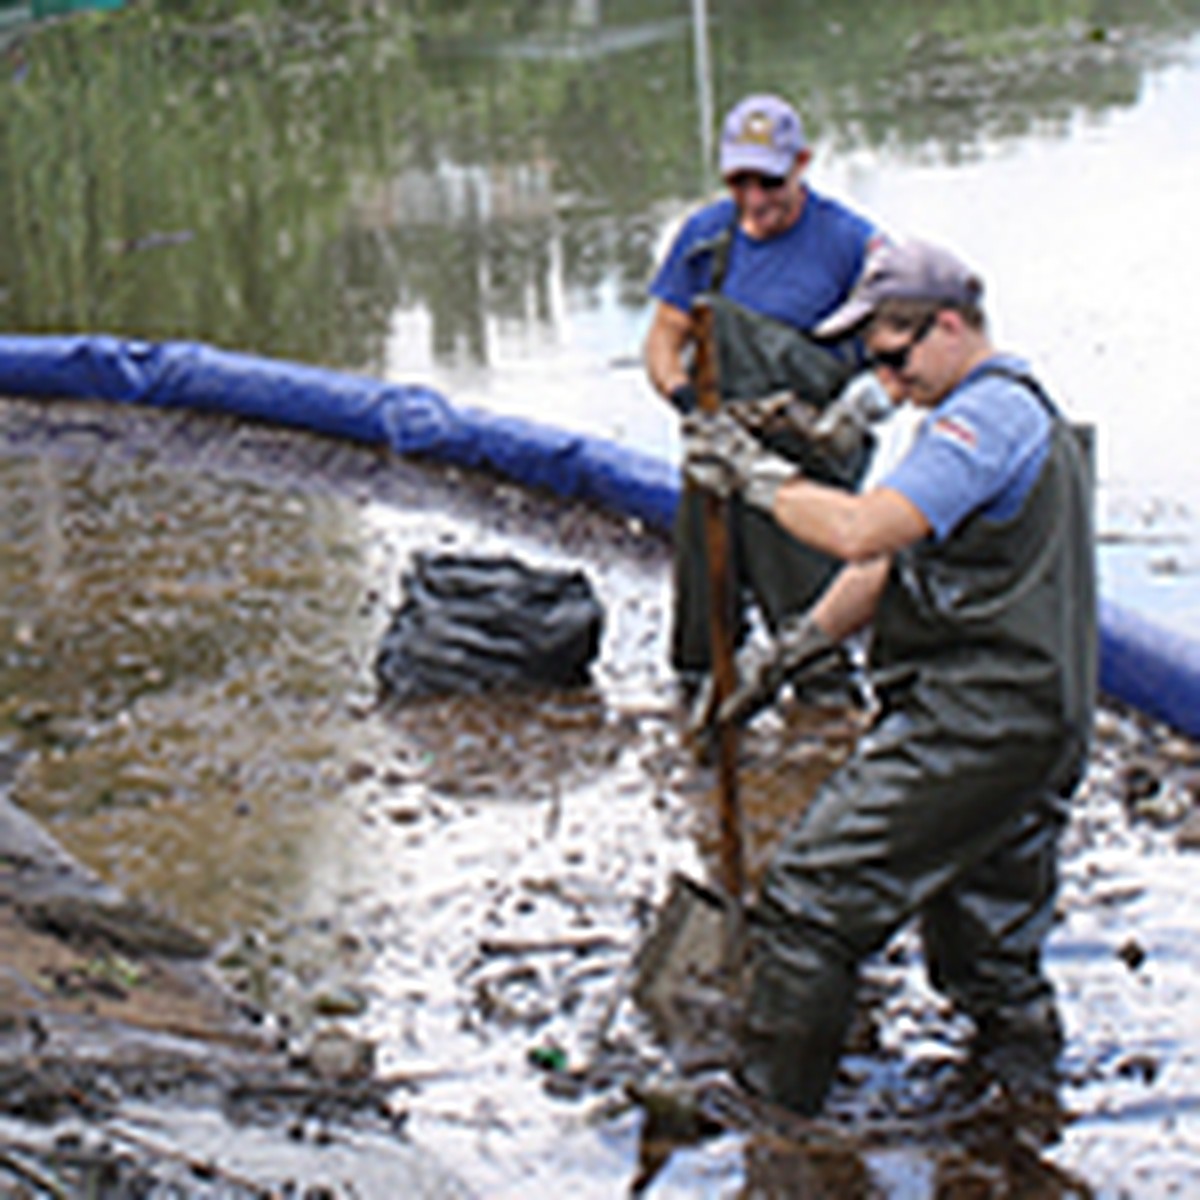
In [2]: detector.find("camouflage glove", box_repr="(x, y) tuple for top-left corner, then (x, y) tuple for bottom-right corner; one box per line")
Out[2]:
(718, 613), (840, 729)
(681, 408), (797, 513)
(810, 372), (893, 460)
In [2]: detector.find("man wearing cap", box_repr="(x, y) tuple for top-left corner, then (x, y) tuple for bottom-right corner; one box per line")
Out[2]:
(684, 238), (1096, 1120)
(644, 93), (884, 695)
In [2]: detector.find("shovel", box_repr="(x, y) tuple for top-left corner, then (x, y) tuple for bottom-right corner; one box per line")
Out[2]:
(630, 298), (747, 1046)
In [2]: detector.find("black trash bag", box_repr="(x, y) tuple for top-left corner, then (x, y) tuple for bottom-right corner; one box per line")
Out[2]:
(374, 552), (604, 702)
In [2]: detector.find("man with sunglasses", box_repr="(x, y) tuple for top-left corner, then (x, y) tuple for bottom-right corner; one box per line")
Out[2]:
(683, 239), (1096, 1125)
(644, 93), (884, 698)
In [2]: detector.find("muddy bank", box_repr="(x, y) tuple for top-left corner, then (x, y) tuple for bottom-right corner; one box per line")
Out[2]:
(5, 703), (1200, 1198)
(2, 396), (1200, 1197)
(0, 394), (674, 1197)
(0, 779), (475, 1198)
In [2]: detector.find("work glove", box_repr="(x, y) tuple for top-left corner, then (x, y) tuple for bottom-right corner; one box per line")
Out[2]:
(725, 373), (890, 456)
(687, 613), (842, 738)
(681, 408), (797, 513)
(809, 372), (893, 460)
(721, 613), (841, 728)
(668, 382), (698, 415)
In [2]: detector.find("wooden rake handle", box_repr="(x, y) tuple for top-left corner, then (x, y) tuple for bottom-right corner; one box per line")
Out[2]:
(691, 299), (745, 912)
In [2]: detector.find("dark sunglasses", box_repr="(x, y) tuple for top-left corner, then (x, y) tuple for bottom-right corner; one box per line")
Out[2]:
(866, 311), (938, 373)
(727, 171), (787, 192)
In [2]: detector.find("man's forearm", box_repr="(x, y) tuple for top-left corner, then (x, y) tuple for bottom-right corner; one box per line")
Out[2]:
(643, 303), (694, 402)
(646, 347), (689, 399)
(772, 478), (930, 563)
(810, 557), (890, 641)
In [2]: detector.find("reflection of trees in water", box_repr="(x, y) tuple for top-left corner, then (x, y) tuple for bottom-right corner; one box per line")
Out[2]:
(710, 0), (1196, 163)
(327, 194), (658, 370)
(0, 4), (415, 360)
(1, 0), (1197, 369)
(820, 26), (1148, 164)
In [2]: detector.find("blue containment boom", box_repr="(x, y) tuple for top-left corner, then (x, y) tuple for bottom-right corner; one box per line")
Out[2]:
(1099, 598), (1200, 737)
(0, 333), (1196, 737)
(0, 334), (678, 533)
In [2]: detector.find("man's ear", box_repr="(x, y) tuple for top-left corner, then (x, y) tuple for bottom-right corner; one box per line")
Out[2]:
(933, 308), (961, 336)
(794, 149), (813, 175)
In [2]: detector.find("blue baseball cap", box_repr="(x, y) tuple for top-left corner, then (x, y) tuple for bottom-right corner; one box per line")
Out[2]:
(718, 94), (807, 179)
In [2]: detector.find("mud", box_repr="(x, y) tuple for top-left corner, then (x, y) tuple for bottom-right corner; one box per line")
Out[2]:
(0, 777), (466, 1197)
(1, 396), (1199, 1197)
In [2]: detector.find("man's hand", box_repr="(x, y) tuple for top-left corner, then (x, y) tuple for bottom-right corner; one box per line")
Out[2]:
(682, 408), (796, 512)
(810, 372), (893, 459)
(726, 373), (891, 456)
(687, 613), (842, 739)
(668, 382), (698, 415)
(719, 613), (840, 728)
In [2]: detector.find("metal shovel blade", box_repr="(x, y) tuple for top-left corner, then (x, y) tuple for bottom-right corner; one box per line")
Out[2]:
(630, 871), (743, 1050)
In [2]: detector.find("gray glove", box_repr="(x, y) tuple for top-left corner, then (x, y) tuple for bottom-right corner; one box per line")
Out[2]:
(681, 408), (796, 512)
(718, 613), (840, 729)
(810, 372), (893, 460)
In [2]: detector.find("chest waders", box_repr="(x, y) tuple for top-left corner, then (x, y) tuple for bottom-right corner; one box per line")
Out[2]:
(670, 226), (870, 677)
(737, 376), (1096, 1116)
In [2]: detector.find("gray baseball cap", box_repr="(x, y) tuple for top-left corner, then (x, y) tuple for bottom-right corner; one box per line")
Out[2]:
(719, 94), (807, 178)
(814, 239), (985, 339)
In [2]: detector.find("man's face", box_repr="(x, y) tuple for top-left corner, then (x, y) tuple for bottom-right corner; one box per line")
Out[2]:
(865, 311), (951, 407)
(725, 151), (809, 238)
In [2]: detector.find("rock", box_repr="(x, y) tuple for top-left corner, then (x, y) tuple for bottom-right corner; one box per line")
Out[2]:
(1130, 783), (1192, 827)
(346, 760), (376, 783)
(1175, 767), (1200, 803)
(1115, 1052), (1159, 1084)
(1118, 759), (1161, 809)
(19, 896), (210, 960)
(1175, 807), (1200, 851)
(385, 803), (422, 825)
(1116, 938), (1146, 972)
(310, 985), (369, 1018)
(298, 1026), (376, 1082)
(1158, 736), (1200, 767)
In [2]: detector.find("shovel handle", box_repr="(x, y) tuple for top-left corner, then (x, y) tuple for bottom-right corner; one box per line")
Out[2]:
(691, 300), (746, 913)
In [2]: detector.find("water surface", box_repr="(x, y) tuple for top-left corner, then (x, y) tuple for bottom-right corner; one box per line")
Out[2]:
(4, 0), (1199, 619)
(3, 397), (1199, 1199)
(4, 4), (1200, 1194)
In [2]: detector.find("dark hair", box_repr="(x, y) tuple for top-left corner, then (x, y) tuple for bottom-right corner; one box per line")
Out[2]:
(872, 296), (985, 333)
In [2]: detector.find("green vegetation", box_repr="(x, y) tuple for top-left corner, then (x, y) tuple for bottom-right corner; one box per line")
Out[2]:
(1, 0), (1197, 364)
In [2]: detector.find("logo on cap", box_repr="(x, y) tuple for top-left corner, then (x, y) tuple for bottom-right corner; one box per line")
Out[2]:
(737, 110), (776, 147)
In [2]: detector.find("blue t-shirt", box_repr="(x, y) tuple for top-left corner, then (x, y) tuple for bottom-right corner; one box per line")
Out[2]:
(882, 356), (1053, 542)
(649, 192), (878, 331)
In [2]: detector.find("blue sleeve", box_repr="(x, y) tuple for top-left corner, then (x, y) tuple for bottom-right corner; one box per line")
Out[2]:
(881, 369), (1052, 540)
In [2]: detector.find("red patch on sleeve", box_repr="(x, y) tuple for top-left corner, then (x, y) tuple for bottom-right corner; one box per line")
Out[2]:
(931, 416), (978, 452)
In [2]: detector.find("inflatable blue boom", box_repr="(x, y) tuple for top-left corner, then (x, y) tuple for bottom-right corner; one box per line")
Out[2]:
(1, 334), (1195, 737)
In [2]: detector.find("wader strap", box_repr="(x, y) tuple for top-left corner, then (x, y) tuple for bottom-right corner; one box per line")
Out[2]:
(681, 210), (740, 294)
(971, 365), (1094, 484)
(971, 365), (1058, 418)
(708, 216), (737, 293)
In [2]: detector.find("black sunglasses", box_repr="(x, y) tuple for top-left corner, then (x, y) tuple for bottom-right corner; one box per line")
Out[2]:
(727, 171), (787, 192)
(866, 311), (938, 373)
